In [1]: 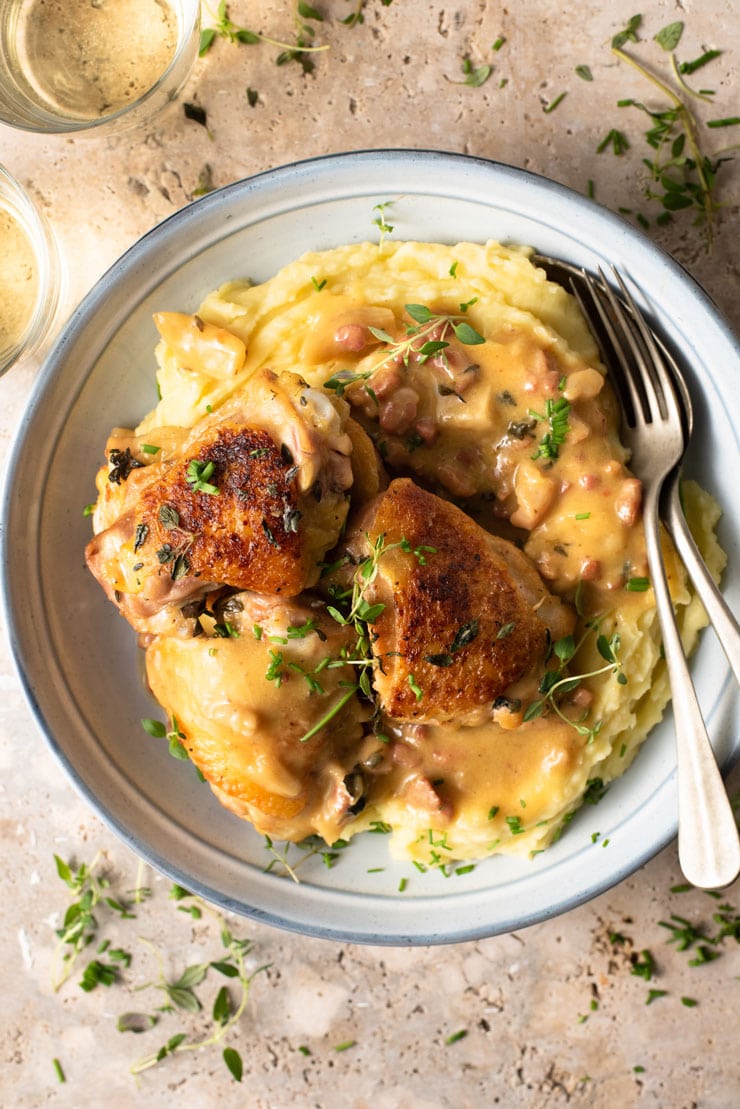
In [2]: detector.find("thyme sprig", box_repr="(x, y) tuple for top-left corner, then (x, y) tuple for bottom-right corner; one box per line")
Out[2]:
(130, 889), (269, 1078)
(51, 857), (266, 1084)
(323, 302), (484, 399)
(141, 714), (190, 762)
(612, 43), (731, 248)
(51, 855), (146, 992)
(297, 533), (435, 741)
(199, 1), (329, 71)
(263, 833), (350, 880)
(523, 626), (626, 744)
(372, 200), (394, 246)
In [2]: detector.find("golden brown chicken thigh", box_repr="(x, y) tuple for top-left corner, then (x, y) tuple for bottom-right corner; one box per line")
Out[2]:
(86, 369), (354, 634)
(342, 478), (575, 725)
(145, 591), (375, 844)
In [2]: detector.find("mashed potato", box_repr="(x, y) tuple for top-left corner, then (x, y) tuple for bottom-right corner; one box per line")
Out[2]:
(88, 240), (724, 867)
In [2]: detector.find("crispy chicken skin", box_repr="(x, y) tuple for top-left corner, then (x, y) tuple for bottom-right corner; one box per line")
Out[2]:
(85, 369), (354, 633)
(345, 478), (575, 725)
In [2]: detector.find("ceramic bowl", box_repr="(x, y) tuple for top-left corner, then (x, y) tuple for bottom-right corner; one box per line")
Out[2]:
(2, 151), (738, 944)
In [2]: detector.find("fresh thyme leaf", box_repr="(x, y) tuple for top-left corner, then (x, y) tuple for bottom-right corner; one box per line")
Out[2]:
(199, 28), (216, 55)
(323, 368), (374, 396)
(424, 652), (454, 668)
(175, 963), (210, 989)
(523, 626), (625, 743)
(450, 619), (479, 652)
(223, 1046), (243, 1081)
(54, 854), (74, 885)
(164, 985), (200, 1012)
(612, 14), (642, 50)
(451, 320), (485, 345)
(653, 21), (684, 51)
(298, 1), (323, 20)
(118, 1012), (158, 1033)
(575, 64), (593, 81)
(167, 733), (190, 760)
(183, 102), (208, 128)
(169, 883), (191, 901)
(405, 303), (433, 325)
(141, 717), (167, 738)
(459, 59), (492, 87)
(553, 634), (576, 664)
(522, 699), (545, 722)
(246, 87), (259, 107)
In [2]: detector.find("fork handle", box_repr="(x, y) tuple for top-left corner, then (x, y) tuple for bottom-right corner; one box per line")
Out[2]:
(663, 472), (740, 689)
(643, 485), (740, 889)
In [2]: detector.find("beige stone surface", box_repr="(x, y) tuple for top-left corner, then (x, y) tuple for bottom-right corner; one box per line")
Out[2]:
(1, 2), (739, 1106)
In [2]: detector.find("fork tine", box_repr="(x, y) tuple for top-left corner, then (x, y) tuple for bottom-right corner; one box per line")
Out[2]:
(569, 274), (642, 426)
(594, 268), (668, 426)
(607, 267), (679, 424)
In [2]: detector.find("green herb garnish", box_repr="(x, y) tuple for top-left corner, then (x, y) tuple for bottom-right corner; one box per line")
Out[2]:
(186, 458), (219, 495)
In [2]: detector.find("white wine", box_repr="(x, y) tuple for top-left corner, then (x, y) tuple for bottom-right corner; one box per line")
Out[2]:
(0, 0), (199, 133)
(0, 165), (61, 375)
(0, 204), (39, 358)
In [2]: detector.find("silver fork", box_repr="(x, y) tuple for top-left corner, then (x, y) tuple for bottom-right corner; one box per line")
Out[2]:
(570, 266), (740, 889)
(661, 361), (740, 689)
(534, 254), (740, 685)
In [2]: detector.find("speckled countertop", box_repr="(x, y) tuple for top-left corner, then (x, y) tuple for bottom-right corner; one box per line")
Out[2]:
(1, 3), (739, 1106)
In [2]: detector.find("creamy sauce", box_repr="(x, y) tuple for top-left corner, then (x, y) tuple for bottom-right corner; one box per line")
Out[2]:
(87, 241), (722, 864)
